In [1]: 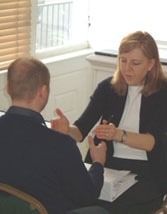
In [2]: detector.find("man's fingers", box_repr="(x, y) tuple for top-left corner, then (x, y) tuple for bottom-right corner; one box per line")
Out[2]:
(88, 135), (95, 148)
(88, 135), (106, 148)
(55, 108), (64, 118)
(99, 141), (107, 150)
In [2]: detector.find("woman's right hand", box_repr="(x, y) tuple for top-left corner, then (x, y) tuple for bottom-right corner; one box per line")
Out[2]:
(50, 108), (70, 134)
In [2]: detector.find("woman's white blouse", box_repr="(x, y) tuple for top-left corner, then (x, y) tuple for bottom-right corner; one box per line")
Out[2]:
(113, 85), (148, 160)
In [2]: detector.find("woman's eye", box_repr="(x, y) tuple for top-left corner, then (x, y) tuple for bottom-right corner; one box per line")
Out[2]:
(120, 60), (126, 63)
(133, 62), (141, 65)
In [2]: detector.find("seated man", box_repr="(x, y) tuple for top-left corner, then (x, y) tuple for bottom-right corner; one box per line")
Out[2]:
(0, 57), (109, 214)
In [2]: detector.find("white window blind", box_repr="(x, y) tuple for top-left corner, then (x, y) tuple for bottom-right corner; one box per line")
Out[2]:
(0, 0), (31, 71)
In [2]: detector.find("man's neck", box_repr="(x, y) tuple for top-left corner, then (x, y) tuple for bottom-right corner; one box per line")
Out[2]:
(12, 101), (40, 113)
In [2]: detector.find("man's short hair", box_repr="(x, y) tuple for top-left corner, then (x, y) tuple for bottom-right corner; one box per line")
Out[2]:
(7, 57), (50, 100)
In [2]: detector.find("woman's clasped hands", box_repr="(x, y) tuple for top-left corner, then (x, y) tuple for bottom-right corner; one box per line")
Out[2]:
(94, 120), (117, 141)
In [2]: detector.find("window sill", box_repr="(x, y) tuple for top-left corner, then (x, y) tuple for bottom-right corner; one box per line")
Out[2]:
(42, 48), (94, 65)
(89, 49), (167, 65)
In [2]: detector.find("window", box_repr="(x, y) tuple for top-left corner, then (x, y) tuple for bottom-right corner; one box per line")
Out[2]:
(88, 0), (167, 61)
(0, 0), (31, 71)
(1, 0), (167, 71)
(33, 0), (90, 59)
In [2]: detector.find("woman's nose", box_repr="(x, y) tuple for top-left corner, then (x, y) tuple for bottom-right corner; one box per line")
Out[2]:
(125, 62), (132, 73)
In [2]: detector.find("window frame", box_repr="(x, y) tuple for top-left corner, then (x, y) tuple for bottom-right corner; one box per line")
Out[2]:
(31, 0), (91, 60)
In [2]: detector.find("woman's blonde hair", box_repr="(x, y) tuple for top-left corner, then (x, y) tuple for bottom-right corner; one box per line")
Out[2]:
(112, 31), (167, 96)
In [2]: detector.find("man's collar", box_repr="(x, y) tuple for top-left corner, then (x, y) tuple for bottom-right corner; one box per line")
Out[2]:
(7, 106), (46, 126)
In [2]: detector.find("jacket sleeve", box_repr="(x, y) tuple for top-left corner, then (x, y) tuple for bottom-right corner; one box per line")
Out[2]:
(74, 77), (112, 141)
(59, 137), (104, 206)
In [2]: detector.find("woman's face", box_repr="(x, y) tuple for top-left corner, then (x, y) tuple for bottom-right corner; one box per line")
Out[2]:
(119, 47), (155, 86)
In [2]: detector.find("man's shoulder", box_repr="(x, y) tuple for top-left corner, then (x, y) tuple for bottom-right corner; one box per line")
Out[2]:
(43, 127), (77, 147)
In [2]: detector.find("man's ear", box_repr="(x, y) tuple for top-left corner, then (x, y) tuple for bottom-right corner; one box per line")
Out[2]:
(38, 84), (49, 99)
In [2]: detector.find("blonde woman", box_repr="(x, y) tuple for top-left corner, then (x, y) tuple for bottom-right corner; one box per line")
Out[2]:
(52, 31), (167, 214)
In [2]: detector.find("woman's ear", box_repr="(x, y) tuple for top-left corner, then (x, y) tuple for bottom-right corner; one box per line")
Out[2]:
(149, 59), (156, 71)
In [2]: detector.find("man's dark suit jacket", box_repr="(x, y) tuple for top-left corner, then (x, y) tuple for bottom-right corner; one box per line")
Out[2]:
(0, 106), (104, 214)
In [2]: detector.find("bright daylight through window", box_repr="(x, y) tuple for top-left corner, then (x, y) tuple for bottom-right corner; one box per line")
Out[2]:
(36, 0), (167, 61)
(88, 0), (167, 61)
(1, 0), (166, 70)
(35, 0), (89, 58)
